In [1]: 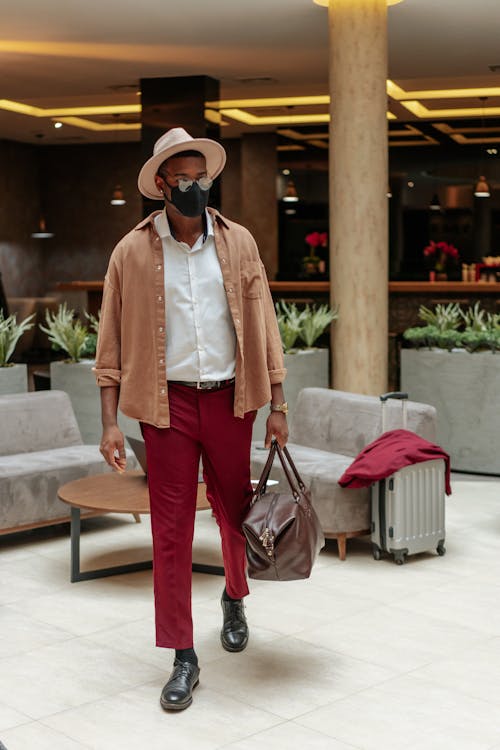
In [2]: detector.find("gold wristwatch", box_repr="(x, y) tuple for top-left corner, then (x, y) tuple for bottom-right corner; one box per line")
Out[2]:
(270, 402), (288, 416)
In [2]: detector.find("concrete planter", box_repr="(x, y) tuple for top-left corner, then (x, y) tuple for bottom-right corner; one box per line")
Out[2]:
(401, 348), (500, 473)
(50, 359), (141, 444)
(252, 348), (330, 442)
(0, 363), (28, 395)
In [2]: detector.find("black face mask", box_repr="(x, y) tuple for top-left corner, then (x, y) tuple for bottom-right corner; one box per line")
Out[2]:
(167, 181), (210, 218)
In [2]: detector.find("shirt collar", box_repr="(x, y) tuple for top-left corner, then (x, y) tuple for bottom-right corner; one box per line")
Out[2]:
(155, 209), (214, 242)
(134, 208), (229, 232)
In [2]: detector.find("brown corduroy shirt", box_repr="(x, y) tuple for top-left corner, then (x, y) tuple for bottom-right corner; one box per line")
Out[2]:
(94, 208), (286, 428)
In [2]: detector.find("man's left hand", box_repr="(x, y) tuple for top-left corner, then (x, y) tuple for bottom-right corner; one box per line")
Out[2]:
(265, 412), (288, 449)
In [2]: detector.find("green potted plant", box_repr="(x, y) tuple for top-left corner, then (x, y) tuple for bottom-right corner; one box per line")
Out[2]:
(0, 311), (34, 394)
(253, 300), (338, 440)
(42, 305), (140, 444)
(40, 303), (91, 363)
(40, 304), (99, 441)
(401, 301), (500, 473)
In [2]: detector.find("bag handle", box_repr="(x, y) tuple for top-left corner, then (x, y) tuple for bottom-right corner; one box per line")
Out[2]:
(252, 439), (306, 503)
(252, 439), (279, 501)
(279, 443), (306, 493)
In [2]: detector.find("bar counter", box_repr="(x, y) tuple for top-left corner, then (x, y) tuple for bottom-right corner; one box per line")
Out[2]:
(57, 280), (500, 331)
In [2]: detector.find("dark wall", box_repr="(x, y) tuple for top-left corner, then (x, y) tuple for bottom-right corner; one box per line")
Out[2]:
(0, 140), (44, 298)
(39, 142), (143, 291)
(0, 139), (144, 298)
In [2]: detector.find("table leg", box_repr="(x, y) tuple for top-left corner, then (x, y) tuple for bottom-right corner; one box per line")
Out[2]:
(70, 506), (152, 582)
(70, 506), (81, 583)
(69, 508), (224, 581)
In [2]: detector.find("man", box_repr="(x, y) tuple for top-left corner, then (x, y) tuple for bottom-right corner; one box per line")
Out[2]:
(95, 127), (288, 711)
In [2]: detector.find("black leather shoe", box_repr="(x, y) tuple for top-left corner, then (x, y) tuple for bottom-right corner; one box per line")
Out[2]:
(220, 595), (249, 652)
(160, 659), (200, 711)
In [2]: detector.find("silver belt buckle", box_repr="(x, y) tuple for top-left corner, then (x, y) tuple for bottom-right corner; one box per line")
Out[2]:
(197, 381), (214, 390)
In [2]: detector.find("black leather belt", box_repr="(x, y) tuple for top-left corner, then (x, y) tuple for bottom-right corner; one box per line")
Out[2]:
(169, 377), (235, 391)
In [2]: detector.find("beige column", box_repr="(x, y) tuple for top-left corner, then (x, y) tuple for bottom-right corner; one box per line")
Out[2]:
(329, 0), (389, 394)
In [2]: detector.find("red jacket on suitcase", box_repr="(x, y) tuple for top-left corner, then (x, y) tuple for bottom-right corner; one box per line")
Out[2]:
(338, 429), (452, 495)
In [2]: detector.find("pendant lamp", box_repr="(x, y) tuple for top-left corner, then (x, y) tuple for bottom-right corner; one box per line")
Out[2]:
(474, 176), (491, 198)
(31, 217), (54, 239)
(282, 179), (299, 203)
(474, 98), (491, 198)
(429, 193), (441, 211)
(110, 185), (126, 206)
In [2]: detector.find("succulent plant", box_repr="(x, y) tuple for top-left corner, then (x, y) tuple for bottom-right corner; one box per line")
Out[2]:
(275, 300), (338, 353)
(0, 310), (35, 366)
(418, 303), (462, 332)
(405, 302), (500, 353)
(39, 303), (89, 363)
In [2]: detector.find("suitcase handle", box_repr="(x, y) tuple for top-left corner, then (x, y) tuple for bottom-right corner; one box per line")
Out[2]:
(379, 392), (408, 402)
(380, 392), (408, 431)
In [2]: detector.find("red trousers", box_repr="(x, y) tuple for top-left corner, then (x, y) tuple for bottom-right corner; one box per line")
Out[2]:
(141, 383), (254, 649)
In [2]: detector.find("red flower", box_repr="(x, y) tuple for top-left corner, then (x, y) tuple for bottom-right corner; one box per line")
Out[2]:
(305, 231), (322, 248)
(423, 240), (460, 272)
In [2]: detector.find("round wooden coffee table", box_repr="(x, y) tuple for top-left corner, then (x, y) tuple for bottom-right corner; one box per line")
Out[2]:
(58, 470), (216, 582)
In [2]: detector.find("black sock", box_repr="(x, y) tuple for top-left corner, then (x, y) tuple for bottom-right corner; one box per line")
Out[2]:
(222, 587), (240, 603)
(175, 647), (198, 666)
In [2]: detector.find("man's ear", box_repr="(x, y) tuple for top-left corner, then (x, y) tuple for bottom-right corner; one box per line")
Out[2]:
(154, 175), (164, 194)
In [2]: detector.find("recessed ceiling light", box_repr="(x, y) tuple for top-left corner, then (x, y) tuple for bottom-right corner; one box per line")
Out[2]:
(282, 169), (290, 175)
(407, 181), (415, 188)
(54, 121), (63, 129)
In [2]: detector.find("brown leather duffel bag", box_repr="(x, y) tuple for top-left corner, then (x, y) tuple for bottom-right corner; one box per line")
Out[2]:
(243, 439), (324, 581)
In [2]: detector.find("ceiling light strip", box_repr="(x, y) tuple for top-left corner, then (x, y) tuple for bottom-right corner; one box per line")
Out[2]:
(56, 116), (140, 131)
(402, 100), (500, 119)
(206, 95), (330, 109)
(0, 98), (140, 117)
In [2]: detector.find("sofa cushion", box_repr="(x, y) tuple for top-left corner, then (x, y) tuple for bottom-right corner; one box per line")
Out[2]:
(290, 388), (437, 457)
(0, 391), (82, 456)
(251, 442), (370, 534)
(0, 446), (138, 530)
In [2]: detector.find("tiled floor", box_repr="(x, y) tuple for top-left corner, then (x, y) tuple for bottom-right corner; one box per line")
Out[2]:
(1, 475), (499, 749)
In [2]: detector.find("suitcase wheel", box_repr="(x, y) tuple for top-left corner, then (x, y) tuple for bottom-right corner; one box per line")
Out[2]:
(394, 551), (407, 565)
(437, 541), (446, 556)
(372, 544), (382, 561)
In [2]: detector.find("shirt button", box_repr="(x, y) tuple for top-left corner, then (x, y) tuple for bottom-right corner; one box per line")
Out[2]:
(158, 295), (162, 302)
(156, 264), (162, 271)
(221, 258), (227, 263)
(160, 388), (166, 395)
(159, 326), (164, 333)
(228, 287), (233, 293)
(159, 358), (164, 364)
(235, 318), (240, 324)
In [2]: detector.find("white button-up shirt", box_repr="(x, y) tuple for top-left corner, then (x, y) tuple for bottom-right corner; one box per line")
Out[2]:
(154, 209), (236, 382)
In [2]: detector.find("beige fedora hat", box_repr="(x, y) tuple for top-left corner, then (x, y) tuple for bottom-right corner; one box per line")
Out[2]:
(137, 127), (226, 200)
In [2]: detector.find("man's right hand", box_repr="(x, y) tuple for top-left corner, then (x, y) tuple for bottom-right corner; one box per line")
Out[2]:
(100, 425), (127, 473)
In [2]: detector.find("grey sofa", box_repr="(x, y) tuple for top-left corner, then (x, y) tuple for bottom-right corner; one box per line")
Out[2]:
(251, 388), (437, 560)
(0, 390), (137, 534)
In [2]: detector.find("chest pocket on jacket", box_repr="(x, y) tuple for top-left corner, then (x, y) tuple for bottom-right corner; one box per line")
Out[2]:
(240, 260), (263, 299)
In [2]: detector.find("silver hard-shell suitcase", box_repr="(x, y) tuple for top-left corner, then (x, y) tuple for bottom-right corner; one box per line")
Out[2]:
(371, 392), (446, 565)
